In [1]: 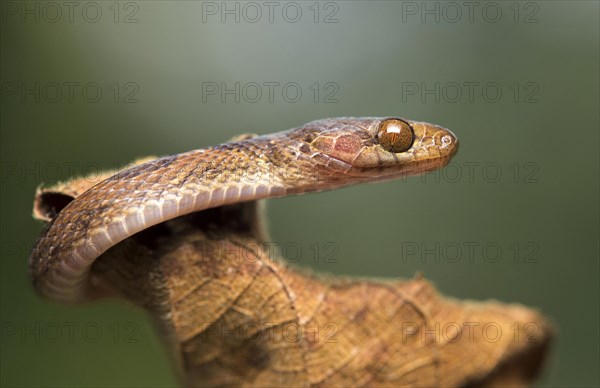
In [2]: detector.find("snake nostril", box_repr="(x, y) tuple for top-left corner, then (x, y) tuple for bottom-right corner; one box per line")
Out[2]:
(440, 130), (458, 155)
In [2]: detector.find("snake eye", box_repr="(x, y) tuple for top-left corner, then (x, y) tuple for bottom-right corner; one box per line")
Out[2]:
(376, 118), (414, 153)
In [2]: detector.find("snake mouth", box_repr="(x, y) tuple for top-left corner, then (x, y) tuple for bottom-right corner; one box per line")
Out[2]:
(337, 158), (453, 183)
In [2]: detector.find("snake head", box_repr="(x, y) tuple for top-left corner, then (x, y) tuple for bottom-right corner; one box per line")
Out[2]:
(300, 117), (459, 180)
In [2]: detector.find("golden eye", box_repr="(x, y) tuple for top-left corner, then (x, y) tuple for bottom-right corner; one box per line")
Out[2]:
(376, 118), (414, 153)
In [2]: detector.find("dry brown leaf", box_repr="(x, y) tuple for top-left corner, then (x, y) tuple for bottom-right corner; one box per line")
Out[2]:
(32, 158), (553, 387)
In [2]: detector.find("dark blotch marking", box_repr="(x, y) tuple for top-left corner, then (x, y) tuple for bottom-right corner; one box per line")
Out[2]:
(299, 144), (311, 154)
(334, 135), (362, 154)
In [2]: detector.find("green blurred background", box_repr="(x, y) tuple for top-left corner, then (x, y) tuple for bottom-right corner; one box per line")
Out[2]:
(1, 1), (598, 387)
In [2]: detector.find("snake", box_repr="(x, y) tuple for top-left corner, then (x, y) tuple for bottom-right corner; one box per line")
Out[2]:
(29, 117), (458, 304)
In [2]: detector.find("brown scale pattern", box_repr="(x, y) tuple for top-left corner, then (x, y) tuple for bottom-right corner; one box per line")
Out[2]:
(30, 136), (316, 293)
(34, 118), (456, 301)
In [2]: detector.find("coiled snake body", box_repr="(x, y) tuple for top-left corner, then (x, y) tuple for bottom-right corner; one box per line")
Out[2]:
(30, 117), (458, 303)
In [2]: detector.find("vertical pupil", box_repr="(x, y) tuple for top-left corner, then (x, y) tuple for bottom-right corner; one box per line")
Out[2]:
(387, 131), (398, 143)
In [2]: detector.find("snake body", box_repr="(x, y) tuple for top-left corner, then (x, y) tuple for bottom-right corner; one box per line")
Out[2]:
(30, 117), (458, 303)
